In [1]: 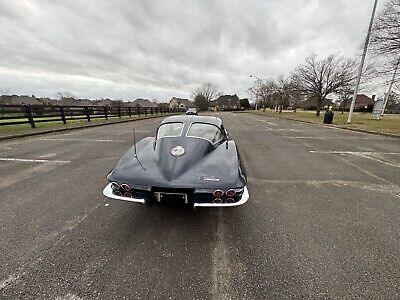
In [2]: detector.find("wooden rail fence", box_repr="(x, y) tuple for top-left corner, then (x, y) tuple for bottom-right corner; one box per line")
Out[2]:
(0, 104), (177, 128)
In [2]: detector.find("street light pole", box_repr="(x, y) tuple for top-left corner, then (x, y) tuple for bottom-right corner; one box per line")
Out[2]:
(347, 0), (378, 123)
(381, 55), (400, 115)
(250, 75), (261, 110)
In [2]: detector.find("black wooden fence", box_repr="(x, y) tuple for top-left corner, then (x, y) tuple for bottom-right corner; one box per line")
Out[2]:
(0, 104), (178, 128)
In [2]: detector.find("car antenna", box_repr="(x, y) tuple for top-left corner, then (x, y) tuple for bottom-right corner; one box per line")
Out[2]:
(133, 127), (138, 158)
(132, 127), (146, 170)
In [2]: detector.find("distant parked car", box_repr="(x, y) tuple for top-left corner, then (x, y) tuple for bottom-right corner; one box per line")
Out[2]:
(186, 108), (198, 115)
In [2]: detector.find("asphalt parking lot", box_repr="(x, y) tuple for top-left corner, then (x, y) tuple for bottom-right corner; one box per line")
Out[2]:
(0, 112), (399, 299)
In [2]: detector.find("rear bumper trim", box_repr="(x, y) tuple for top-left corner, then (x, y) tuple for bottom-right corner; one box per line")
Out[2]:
(102, 183), (249, 207)
(102, 183), (146, 204)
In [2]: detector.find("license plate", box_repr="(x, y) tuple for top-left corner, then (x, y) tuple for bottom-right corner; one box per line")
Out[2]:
(154, 192), (188, 204)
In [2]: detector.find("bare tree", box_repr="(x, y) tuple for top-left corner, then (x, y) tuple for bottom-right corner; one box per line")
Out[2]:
(276, 77), (300, 113)
(291, 54), (358, 116)
(192, 82), (222, 103)
(370, 0), (400, 57)
(193, 94), (209, 111)
(369, 0), (400, 85)
(248, 78), (277, 110)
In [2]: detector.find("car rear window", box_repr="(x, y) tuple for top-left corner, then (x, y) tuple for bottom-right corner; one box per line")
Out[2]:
(187, 123), (224, 144)
(157, 122), (183, 139)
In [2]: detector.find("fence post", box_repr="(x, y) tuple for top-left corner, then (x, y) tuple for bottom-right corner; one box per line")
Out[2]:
(85, 106), (91, 122)
(60, 106), (67, 124)
(137, 107), (140, 116)
(104, 106), (108, 120)
(128, 107), (132, 118)
(145, 107), (148, 116)
(150, 107), (153, 115)
(24, 105), (36, 128)
(117, 106), (121, 118)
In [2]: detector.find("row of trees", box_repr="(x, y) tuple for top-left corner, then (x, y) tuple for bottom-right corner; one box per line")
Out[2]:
(249, 0), (399, 116)
(249, 54), (360, 116)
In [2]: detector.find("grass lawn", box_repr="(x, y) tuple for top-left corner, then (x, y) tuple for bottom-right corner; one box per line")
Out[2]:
(249, 109), (400, 136)
(0, 114), (172, 138)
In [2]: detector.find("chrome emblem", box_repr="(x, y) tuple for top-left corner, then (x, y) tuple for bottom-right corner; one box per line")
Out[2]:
(171, 145), (185, 156)
(199, 175), (220, 182)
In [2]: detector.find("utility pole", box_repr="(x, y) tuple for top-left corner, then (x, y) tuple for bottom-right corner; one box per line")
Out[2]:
(381, 55), (400, 114)
(250, 75), (261, 110)
(347, 0), (378, 123)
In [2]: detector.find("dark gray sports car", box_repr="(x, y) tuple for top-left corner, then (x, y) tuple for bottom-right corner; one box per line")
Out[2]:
(103, 115), (249, 207)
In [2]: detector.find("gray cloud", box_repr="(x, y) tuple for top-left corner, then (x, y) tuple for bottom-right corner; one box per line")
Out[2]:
(0, 0), (388, 101)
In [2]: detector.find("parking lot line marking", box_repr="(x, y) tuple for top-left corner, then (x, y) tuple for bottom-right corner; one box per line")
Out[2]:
(0, 158), (70, 163)
(43, 138), (125, 143)
(256, 119), (277, 125)
(309, 150), (400, 155)
(275, 128), (336, 132)
(286, 137), (398, 140)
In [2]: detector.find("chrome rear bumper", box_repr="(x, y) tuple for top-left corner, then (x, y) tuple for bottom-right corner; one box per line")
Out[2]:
(102, 183), (249, 207)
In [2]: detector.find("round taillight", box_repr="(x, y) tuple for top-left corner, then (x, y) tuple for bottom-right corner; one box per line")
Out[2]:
(121, 184), (131, 192)
(226, 189), (236, 197)
(213, 198), (222, 204)
(124, 192), (132, 198)
(111, 182), (120, 190)
(114, 190), (122, 197)
(213, 189), (224, 198)
(226, 198), (235, 203)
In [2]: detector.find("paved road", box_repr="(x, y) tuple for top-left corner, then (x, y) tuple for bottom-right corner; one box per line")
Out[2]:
(0, 112), (399, 299)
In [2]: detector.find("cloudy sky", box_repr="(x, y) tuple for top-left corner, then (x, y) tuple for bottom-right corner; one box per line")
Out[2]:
(0, 0), (388, 101)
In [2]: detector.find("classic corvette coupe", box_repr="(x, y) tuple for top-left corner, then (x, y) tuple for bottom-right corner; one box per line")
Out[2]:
(102, 115), (249, 207)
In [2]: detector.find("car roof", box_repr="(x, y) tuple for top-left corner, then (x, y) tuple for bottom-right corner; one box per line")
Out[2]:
(160, 115), (223, 128)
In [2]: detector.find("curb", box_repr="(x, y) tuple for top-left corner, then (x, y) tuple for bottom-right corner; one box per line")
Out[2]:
(246, 111), (400, 138)
(0, 114), (175, 141)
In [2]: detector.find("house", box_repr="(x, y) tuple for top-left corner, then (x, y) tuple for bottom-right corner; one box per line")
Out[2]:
(339, 94), (375, 112)
(158, 102), (170, 109)
(37, 97), (53, 105)
(210, 94), (240, 110)
(0, 95), (13, 105)
(0, 95), (43, 106)
(169, 97), (193, 109)
(92, 98), (114, 107)
(75, 99), (93, 106)
(131, 98), (158, 108)
(298, 97), (333, 110)
(57, 97), (80, 106)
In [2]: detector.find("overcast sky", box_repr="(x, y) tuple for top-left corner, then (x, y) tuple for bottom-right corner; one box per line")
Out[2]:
(0, 0), (388, 101)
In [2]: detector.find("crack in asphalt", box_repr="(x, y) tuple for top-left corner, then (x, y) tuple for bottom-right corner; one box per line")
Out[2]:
(212, 209), (232, 300)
